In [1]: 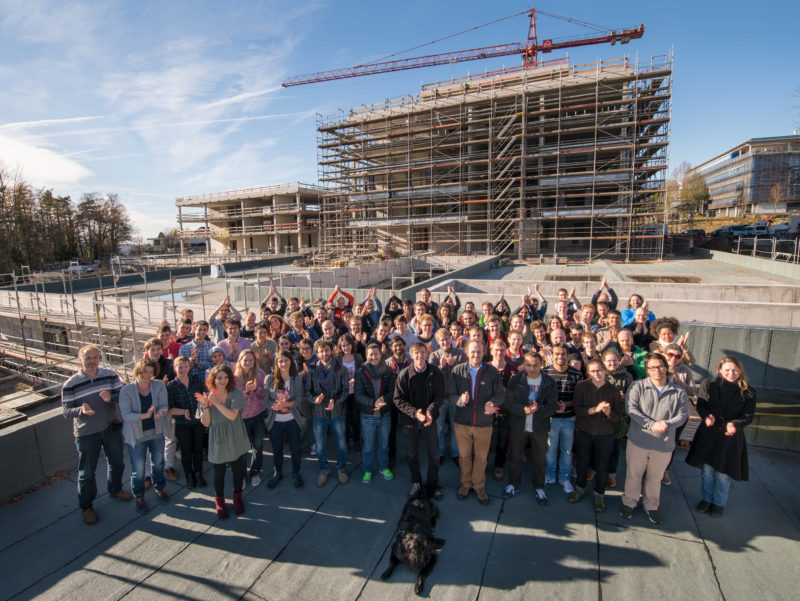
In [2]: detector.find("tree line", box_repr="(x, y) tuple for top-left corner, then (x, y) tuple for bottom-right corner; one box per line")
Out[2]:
(0, 165), (134, 274)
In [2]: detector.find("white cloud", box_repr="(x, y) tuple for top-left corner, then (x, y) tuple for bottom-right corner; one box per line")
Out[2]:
(0, 132), (91, 187)
(0, 115), (103, 129)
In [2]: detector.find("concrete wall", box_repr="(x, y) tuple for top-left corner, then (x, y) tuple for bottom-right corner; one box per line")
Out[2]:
(0, 406), (77, 501)
(692, 247), (800, 280)
(429, 279), (800, 328)
(228, 256), (497, 310)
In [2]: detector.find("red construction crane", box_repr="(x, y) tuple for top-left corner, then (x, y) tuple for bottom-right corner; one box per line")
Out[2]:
(282, 9), (644, 87)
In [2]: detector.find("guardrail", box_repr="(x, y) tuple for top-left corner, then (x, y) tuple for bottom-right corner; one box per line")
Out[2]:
(732, 236), (800, 263)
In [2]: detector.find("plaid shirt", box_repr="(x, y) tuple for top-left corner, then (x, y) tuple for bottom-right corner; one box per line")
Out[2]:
(179, 339), (216, 380)
(166, 375), (206, 425)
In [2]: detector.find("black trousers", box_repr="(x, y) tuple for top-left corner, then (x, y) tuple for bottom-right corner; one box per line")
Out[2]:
(402, 423), (439, 492)
(174, 422), (204, 475)
(508, 428), (548, 489)
(212, 454), (246, 497)
(575, 430), (615, 495)
(345, 394), (361, 446)
(493, 414), (510, 468)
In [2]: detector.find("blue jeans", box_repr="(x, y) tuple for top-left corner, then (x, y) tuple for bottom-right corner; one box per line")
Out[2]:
(436, 400), (459, 458)
(127, 436), (166, 498)
(75, 425), (126, 509)
(361, 413), (391, 473)
(312, 416), (348, 471)
(244, 411), (267, 476)
(545, 416), (576, 483)
(701, 463), (732, 507)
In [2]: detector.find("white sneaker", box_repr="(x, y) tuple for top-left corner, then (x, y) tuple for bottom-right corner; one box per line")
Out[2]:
(250, 474), (261, 487)
(503, 484), (518, 498)
(560, 479), (574, 494)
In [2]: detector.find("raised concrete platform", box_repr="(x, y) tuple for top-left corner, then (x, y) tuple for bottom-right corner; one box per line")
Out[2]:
(1, 439), (797, 601)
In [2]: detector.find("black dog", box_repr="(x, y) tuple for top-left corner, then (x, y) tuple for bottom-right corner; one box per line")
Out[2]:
(380, 493), (445, 596)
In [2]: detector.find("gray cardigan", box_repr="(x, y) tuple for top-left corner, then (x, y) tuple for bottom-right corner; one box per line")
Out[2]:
(263, 373), (307, 431)
(626, 378), (688, 452)
(119, 380), (170, 447)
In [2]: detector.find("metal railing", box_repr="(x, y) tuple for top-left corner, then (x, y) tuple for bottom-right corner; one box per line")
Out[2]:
(732, 237), (800, 263)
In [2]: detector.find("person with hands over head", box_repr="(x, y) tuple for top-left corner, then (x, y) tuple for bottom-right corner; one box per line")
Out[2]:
(393, 341), (446, 499)
(619, 352), (688, 525)
(120, 359), (171, 514)
(503, 352), (557, 505)
(264, 351), (307, 489)
(590, 275), (618, 310)
(263, 283), (287, 317)
(447, 339), (505, 505)
(167, 356), (206, 489)
(195, 364), (251, 519)
(355, 343), (397, 484)
(208, 295), (242, 344)
(306, 339), (350, 487)
(685, 356), (756, 518)
(62, 344), (131, 525)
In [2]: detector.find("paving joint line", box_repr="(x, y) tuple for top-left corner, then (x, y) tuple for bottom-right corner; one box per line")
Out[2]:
(674, 466), (726, 601)
(474, 498), (505, 601)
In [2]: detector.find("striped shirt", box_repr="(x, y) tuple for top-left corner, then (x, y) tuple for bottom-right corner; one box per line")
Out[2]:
(61, 368), (123, 437)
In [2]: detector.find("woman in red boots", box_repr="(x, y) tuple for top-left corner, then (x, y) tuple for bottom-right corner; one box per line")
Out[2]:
(195, 364), (251, 519)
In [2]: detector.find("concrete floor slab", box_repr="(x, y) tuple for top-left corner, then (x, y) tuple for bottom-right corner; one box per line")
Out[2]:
(1, 444), (798, 601)
(596, 523), (723, 601)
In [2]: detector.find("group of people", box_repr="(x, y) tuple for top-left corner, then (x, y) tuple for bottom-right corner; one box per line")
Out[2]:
(62, 278), (756, 526)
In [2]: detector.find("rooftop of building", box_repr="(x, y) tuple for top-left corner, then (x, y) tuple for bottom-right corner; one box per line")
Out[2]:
(0, 434), (797, 601)
(693, 134), (800, 173)
(320, 54), (672, 126)
(176, 182), (328, 207)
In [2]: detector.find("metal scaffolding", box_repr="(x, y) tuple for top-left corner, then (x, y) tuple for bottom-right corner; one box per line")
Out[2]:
(317, 53), (672, 261)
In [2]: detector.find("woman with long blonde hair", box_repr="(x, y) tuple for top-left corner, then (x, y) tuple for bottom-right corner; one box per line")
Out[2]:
(685, 356), (756, 518)
(234, 349), (267, 487)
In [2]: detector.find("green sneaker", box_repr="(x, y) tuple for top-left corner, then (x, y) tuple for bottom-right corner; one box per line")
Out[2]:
(593, 494), (606, 513)
(567, 489), (585, 504)
(380, 468), (394, 481)
(361, 472), (372, 484)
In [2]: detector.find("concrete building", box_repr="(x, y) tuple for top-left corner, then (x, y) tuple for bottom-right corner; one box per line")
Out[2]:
(692, 135), (800, 217)
(176, 183), (324, 255)
(318, 54), (672, 261)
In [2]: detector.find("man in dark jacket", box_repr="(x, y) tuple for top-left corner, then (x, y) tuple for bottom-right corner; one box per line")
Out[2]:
(354, 343), (397, 484)
(393, 342), (446, 499)
(306, 339), (350, 487)
(447, 339), (505, 505)
(503, 352), (558, 505)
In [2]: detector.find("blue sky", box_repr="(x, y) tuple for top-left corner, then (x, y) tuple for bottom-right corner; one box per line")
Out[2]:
(1, 0), (798, 239)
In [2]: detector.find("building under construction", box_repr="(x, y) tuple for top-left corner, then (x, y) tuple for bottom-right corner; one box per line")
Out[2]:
(317, 54), (672, 260)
